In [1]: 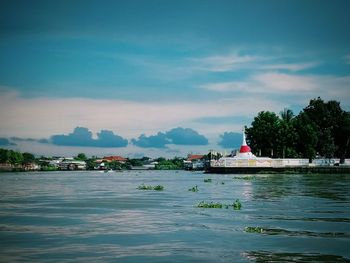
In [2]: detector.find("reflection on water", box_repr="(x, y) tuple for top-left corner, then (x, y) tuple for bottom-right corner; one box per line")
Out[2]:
(0, 171), (349, 262)
(249, 174), (350, 201)
(243, 251), (350, 263)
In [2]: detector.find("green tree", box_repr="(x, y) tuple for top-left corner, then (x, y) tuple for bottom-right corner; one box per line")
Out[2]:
(75, 153), (87, 161)
(302, 97), (344, 158)
(277, 109), (298, 158)
(280, 108), (294, 123)
(22, 152), (35, 164)
(335, 111), (350, 162)
(85, 158), (97, 170)
(246, 111), (280, 157)
(0, 148), (9, 163)
(319, 128), (336, 159)
(294, 112), (318, 162)
(8, 150), (23, 165)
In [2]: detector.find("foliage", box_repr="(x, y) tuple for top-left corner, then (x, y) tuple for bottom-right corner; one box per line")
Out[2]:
(233, 199), (242, 210)
(155, 157), (184, 170)
(85, 158), (97, 170)
(75, 153), (87, 161)
(197, 201), (223, 208)
(233, 176), (257, 180)
(153, 185), (164, 191)
(293, 112), (318, 161)
(246, 111), (280, 157)
(204, 178), (212, 182)
(246, 98), (350, 161)
(0, 149), (24, 165)
(188, 185), (198, 192)
(245, 226), (265, 233)
(138, 184), (153, 190)
(137, 184), (164, 191)
(22, 152), (35, 164)
(104, 160), (122, 170)
(127, 158), (144, 167)
(197, 200), (242, 210)
(0, 148), (9, 163)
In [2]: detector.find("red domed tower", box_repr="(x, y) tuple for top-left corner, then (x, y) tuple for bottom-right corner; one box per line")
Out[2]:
(235, 129), (256, 159)
(239, 131), (251, 153)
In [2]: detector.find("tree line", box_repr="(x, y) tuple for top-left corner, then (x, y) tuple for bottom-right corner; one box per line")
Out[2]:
(246, 97), (350, 162)
(0, 149), (35, 165)
(0, 150), (185, 171)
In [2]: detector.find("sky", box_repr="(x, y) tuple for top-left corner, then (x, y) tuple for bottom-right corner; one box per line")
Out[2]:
(0, 0), (350, 158)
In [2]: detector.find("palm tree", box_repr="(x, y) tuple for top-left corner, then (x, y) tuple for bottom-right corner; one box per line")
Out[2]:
(280, 108), (294, 123)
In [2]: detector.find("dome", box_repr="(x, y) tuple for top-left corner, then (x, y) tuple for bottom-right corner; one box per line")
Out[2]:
(239, 145), (251, 153)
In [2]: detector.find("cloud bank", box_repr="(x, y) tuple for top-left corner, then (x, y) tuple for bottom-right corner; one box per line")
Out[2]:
(50, 127), (128, 148)
(0, 138), (15, 146)
(218, 132), (242, 149)
(131, 132), (169, 148)
(132, 127), (208, 148)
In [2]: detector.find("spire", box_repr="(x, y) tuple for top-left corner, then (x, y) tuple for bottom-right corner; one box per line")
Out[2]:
(242, 127), (247, 146)
(239, 128), (251, 153)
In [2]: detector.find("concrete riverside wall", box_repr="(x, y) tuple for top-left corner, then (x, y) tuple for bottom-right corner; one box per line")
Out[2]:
(210, 158), (349, 168)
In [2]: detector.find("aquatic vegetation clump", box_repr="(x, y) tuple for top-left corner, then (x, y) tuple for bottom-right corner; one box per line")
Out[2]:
(204, 178), (212, 183)
(233, 199), (242, 210)
(245, 226), (265, 233)
(138, 184), (153, 190)
(188, 185), (199, 192)
(197, 201), (223, 208)
(138, 184), (164, 191)
(233, 176), (257, 180)
(153, 185), (164, 191)
(197, 199), (242, 210)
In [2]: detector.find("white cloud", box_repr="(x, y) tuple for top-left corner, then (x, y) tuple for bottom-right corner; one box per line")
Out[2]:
(188, 51), (318, 73)
(198, 81), (249, 92)
(261, 62), (318, 72)
(254, 72), (318, 92)
(199, 72), (350, 106)
(0, 89), (283, 139)
(190, 53), (264, 72)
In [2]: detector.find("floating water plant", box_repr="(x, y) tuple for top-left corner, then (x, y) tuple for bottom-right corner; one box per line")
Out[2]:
(138, 184), (153, 190)
(153, 185), (164, 191)
(233, 199), (242, 210)
(188, 185), (199, 192)
(197, 201), (223, 208)
(233, 176), (257, 180)
(197, 200), (242, 210)
(204, 178), (212, 183)
(245, 226), (265, 233)
(138, 184), (164, 191)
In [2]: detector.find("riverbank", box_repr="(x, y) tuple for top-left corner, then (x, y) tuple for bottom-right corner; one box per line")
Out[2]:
(206, 165), (350, 174)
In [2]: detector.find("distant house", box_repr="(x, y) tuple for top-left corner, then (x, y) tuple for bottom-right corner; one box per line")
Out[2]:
(103, 156), (128, 164)
(58, 160), (86, 170)
(187, 155), (204, 162)
(142, 161), (158, 170)
(184, 154), (205, 170)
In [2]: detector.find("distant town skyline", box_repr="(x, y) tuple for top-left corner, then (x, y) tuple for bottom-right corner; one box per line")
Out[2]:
(0, 0), (349, 157)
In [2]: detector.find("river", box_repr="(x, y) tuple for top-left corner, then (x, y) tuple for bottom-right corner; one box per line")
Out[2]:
(0, 170), (349, 262)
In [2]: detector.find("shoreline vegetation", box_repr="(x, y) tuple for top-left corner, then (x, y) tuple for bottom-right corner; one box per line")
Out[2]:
(0, 150), (187, 172)
(1, 97), (349, 173)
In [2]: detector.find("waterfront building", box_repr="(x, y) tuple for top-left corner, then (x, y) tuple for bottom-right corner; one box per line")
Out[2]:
(210, 130), (349, 169)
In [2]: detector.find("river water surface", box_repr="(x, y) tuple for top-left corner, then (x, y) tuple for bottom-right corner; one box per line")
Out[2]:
(0, 171), (349, 262)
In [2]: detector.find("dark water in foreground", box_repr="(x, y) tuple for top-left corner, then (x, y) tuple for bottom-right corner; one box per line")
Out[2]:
(0, 171), (349, 262)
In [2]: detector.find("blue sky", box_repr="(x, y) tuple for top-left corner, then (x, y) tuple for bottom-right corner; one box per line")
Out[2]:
(0, 0), (349, 157)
